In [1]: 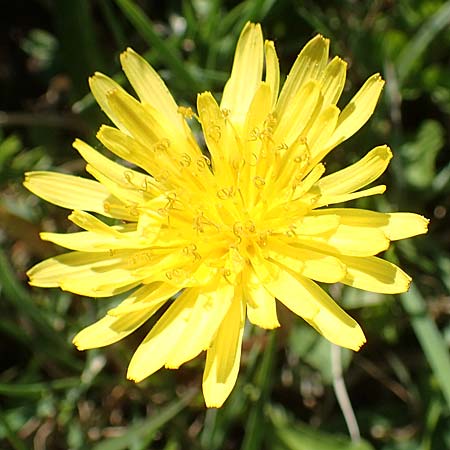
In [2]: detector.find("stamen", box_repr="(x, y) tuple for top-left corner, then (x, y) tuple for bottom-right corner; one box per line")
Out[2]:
(124, 170), (134, 184)
(193, 211), (219, 234)
(127, 204), (139, 217)
(103, 201), (111, 214)
(153, 138), (171, 153)
(253, 176), (266, 188)
(233, 222), (244, 237)
(216, 187), (234, 200)
(207, 124), (222, 143)
(178, 106), (197, 120)
(183, 243), (202, 261)
(180, 153), (192, 167)
(221, 108), (231, 119)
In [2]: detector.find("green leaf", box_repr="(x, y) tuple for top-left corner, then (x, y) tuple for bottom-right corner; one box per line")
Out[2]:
(0, 378), (80, 398)
(91, 389), (196, 450)
(0, 135), (21, 168)
(241, 331), (277, 450)
(400, 284), (450, 409)
(288, 324), (352, 384)
(53, 0), (105, 99)
(114, 0), (201, 92)
(268, 405), (374, 450)
(0, 249), (80, 370)
(400, 120), (444, 189)
(397, 1), (450, 84)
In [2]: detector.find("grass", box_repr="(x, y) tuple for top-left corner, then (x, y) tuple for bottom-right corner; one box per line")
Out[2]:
(1, 0), (450, 449)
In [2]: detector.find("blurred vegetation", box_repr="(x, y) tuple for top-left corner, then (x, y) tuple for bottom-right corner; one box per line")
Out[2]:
(1, 0), (450, 449)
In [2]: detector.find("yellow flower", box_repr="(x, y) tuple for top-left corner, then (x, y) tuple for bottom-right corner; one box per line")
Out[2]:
(24, 23), (428, 407)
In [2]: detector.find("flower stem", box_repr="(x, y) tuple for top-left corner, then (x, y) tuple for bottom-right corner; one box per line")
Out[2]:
(331, 343), (361, 443)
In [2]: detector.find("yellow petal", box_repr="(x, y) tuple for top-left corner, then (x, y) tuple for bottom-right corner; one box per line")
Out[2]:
(276, 34), (329, 119)
(40, 217), (141, 251)
(310, 209), (429, 241)
(40, 230), (118, 252)
(107, 89), (205, 191)
(73, 312), (147, 350)
(302, 221), (390, 257)
(89, 72), (129, 131)
(23, 171), (131, 219)
(73, 138), (161, 198)
(202, 295), (245, 408)
(70, 210), (120, 235)
(197, 91), (237, 186)
(292, 163), (326, 199)
(106, 88), (166, 145)
(316, 145), (392, 195)
(315, 185), (386, 207)
(270, 268), (366, 350)
(263, 262), (320, 320)
(324, 73), (384, 150)
(120, 48), (183, 129)
(108, 282), (180, 316)
(243, 82), (273, 141)
(274, 80), (322, 146)
(177, 262), (219, 288)
(319, 56), (347, 106)
(384, 213), (429, 240)
(73, 284), (165, 349)
(97, 125), (169, 186)
(240, 82), (273, 203)
(268, 239), (347, 283)
(27, 250), (145, 297)
(307, 105), (340, 166)
(85, 164), (146, 207)
(340, 256), (411, 294)
(244, 268), (279, 329)
(127, 289), (198, 382)
(165, 280), (235, 369)
(264, 40), (280, 109)
(40, 220), (144, 252)
(59, 273), (139, 297)
(221, 22), (264, 124)
(295, 214), (340, 235)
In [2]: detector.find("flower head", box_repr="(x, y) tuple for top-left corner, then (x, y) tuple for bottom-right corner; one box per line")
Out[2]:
(25, 23), (428, 407)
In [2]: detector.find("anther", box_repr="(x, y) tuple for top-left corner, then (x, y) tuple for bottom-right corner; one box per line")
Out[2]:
(178, 106), (196, 119)
(207, 124), (221, 142)
(124, 170), (134, 183)
(180, 153), (192, 167)
(221, 108), (231, 119)
(233, 222), (244, 236)
(253, 176), (266, 188)
(154, 138), (171, 152)
(216, 187), (233, 200)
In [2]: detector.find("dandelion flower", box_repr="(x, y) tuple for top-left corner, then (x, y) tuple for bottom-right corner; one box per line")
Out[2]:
(24, 23), (428, 407)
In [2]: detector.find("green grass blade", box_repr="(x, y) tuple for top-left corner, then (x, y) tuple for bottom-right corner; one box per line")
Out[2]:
(397, 1), (450, 84)
(0, 378), (81, 398)
(241, 331), (277, 450)
(114, 0), (201, 91)
(219, 0), (276, 37)
(268, 405), (375, 450)
(0, 410), (28, 450)
(400, 284), (450, 409)
(0, 249), (80, 370)
(99, 0), (128, 51)
(244, 0), (278, 22)
(91, 388), (197, 450)
(53, 0), (105, 99)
